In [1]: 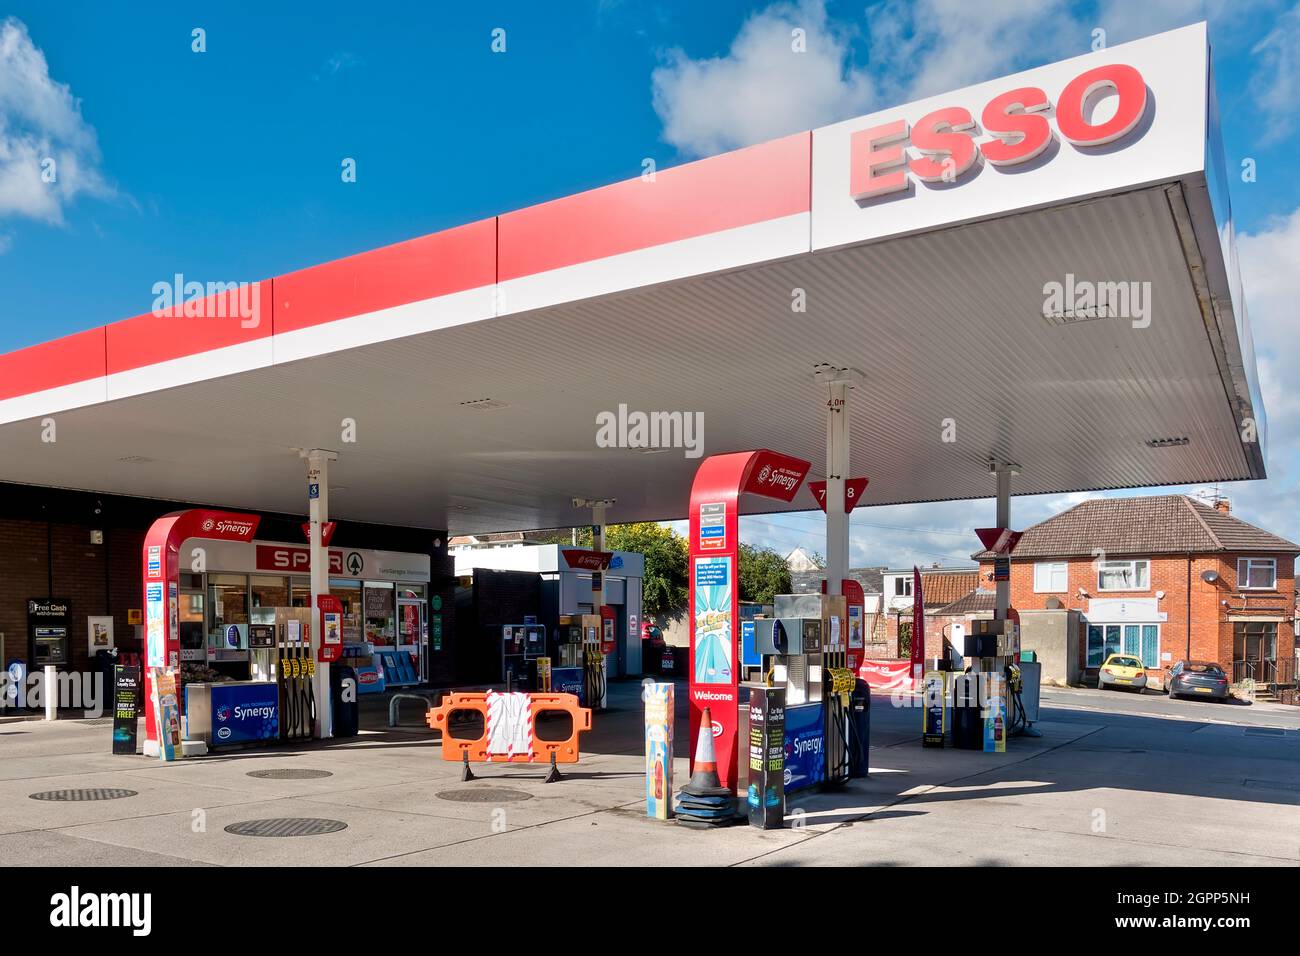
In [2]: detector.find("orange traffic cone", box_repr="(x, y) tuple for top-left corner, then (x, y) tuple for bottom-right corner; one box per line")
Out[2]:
(680, 707), (731, 798)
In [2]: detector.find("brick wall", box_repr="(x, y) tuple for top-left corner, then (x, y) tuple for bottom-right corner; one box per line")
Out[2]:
(978, 551), (1297, 680)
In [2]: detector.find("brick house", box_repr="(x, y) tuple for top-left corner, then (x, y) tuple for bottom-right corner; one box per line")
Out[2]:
(970, 495), (1298, 690)
(881, 567), (979, 657)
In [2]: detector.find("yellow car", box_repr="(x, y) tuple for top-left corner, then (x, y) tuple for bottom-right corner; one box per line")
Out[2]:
(1097, 653), (1148, 692)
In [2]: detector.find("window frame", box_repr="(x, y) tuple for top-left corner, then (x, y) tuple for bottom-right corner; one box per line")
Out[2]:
(1236, 557), (1277, 591)
(1033, 561), (1068, 593)
(1096, 559), (1150, 592)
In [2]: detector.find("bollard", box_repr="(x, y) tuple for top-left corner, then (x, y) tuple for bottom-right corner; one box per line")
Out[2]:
(44, 665), (57, 720)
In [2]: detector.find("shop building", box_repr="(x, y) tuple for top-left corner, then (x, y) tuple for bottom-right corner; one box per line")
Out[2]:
(972, 495), (1298, 690)
(0, 482), (456, 685)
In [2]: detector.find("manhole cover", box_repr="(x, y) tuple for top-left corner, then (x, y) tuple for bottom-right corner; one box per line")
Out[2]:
(436, 787), (533, 804)
(224, 818), (348, 837)
(30, 788), (138, 802)
(246, 769), (333, 780)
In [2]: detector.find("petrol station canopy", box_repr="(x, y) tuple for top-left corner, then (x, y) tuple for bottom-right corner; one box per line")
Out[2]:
(0, 24), (1265, 534)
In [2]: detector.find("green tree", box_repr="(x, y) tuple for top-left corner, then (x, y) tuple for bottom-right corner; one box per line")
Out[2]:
(605, 522), (687, 618)
(737, 543), (792, 604)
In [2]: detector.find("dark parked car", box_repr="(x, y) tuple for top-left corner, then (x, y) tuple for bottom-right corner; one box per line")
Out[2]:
(641, 622), (664, 673)
(1166, 660), (1230, 701)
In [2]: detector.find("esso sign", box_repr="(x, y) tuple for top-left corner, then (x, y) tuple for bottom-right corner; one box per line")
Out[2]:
(850, 63), (1148, 200)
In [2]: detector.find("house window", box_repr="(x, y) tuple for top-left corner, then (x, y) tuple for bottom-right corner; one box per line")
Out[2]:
(1236, 557), (1276, 591)
(894, 577), (912, 597)
(1033, 561), (1068, 592)
(1087, 623), (1159, 668)
(1097, 559), (1149, 591)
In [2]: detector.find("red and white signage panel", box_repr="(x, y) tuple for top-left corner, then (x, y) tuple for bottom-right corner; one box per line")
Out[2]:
(858, 658), (916, 692)
(813, 24), (1207, 251)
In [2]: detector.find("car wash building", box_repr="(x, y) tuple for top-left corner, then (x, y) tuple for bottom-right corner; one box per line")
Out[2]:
(0, 24), (1266, 749)
(452, 542), (646, 676)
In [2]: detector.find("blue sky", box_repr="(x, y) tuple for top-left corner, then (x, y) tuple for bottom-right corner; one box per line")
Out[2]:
(2, 0), (1299, 565)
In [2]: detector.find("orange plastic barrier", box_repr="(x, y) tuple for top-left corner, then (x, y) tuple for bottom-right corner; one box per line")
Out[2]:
(426, 691), (592, 768)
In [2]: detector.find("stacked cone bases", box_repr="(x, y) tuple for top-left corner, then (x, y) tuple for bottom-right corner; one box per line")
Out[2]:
(675, 707), (740, 828)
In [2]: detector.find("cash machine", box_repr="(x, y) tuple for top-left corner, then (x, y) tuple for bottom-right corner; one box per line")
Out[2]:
(501, 621), (546, 686)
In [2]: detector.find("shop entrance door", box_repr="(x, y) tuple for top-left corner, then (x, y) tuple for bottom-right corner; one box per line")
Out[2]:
(397, 600), (425, 681)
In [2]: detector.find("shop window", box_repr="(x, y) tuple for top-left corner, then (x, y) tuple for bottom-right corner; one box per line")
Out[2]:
(363, 582), (395, 647)
(1033, 562), (1068, 592)
(1089, 622), (1159, 668)
(289, 577), (311, 608)
(330, 578), (363, 643)
(1097, 560), (1149, 591)
(1236, 557), (1276, 591)
(251, 575), (290, 610)
(208, 574), (249, 652)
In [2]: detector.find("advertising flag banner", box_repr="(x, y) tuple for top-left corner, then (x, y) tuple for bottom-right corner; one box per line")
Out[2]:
(910, 567), (926, 680)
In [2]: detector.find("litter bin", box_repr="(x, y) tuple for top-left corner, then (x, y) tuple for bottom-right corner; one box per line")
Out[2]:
(848, 679), (871, 778)
(331, 664), (360, 738)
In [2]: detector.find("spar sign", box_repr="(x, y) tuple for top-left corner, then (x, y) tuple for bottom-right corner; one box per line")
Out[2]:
(687, 449), (811, 791)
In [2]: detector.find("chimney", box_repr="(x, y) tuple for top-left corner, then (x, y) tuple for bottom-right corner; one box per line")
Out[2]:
(1215, 498), (1230, 514)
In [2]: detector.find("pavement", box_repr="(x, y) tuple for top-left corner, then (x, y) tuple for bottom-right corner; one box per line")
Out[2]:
(1, 677), (1298, 866)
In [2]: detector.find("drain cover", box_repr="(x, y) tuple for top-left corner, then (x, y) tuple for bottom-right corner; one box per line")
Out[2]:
(1243, 778), (1300, 792)
(225, 818), (348, 837)
(246, 769), (333, 780)
(1244, 727), (1287, 737)
(436, 787), (533, 804)
(30, 788), (138, 802)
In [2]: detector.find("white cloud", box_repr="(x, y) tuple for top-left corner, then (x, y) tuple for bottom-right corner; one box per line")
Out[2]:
(1251, 3), (1300, 141)
(651, 0), (1090, 158)
(651, 0), (874, 156)
(0, 17), (112, 236)
(864, 0), (1082, 104)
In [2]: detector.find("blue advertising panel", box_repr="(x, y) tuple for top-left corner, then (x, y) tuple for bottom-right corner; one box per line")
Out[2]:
(740, 620), (759, 668)
(783, 703), (825, 793)
(210, 682), (279, 745)
(552, 666), (585, 706)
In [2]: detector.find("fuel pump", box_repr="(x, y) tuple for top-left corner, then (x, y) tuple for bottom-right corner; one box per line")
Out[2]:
(582, 614), (607, 711)
(276, 610), (315, 741)
(752, 593), (848, 792)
